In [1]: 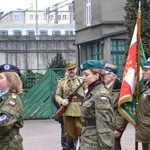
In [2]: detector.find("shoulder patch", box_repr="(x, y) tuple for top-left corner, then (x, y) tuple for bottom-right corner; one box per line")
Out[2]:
(0, 114), (8, 123)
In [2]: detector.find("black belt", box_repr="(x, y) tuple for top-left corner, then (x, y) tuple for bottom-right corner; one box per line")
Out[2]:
(82, 120), (96, 127)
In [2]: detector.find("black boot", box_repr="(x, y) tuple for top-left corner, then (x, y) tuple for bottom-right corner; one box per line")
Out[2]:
(67, 140), (74, 150)
(73, 136), (78, 150)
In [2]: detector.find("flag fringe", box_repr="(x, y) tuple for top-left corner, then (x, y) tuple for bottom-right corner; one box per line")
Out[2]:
(118, 94), (136, 127)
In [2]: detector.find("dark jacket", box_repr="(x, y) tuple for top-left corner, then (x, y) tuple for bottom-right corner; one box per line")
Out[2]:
(136, 81), (150, 143)
(51, 85), (60, 110)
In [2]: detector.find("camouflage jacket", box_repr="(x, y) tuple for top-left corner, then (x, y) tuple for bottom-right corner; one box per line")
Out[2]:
(80, 84), (115, 149)
(0, 91), (23, 150)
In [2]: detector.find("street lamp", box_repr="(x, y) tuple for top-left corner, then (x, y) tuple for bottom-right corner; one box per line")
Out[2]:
(35, 0), (40, 40)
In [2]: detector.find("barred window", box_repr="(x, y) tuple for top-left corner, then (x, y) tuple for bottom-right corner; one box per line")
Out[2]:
(111, 39), (127, 77)
(91, 42), (102, 60)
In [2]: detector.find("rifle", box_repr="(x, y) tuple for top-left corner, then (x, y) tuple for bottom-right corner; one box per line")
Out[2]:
(56, 82), (84, 117)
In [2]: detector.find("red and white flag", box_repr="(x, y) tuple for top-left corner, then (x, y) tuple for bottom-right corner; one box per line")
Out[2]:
(118, 24), (137, 126)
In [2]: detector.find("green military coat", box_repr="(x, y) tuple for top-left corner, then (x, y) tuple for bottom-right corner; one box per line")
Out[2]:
(136, 82), (150, 144)
(55, 76), (86, 116)
(80, 84), (115, 150)
(0, 92), (23, 150)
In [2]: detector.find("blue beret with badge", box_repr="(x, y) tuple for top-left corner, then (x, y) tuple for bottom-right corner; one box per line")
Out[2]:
(80, 60), (104, 71)
(0, 64), (21, 76)
(104, 63), (118, 74)
(143, 58), (150, 69)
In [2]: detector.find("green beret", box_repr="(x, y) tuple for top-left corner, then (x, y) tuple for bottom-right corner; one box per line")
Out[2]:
(80, 60), (104, 71)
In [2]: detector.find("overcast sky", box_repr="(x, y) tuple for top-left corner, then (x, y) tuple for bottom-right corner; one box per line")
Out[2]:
(0, 0), (71, 12)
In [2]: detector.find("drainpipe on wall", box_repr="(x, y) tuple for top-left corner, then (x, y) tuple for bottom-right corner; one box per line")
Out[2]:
(77, 44), (81, 75)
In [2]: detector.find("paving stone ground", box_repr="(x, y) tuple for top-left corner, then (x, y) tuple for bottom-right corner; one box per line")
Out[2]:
(21, 119), (142, 150)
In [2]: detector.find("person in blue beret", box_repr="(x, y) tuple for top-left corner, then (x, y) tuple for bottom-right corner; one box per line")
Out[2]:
(80, 60), (115, 150)
(0, 64), (21, 77)
(136, 57), (150, 150)
(104, 63), (128, 150)
(0, 64), (23, 150)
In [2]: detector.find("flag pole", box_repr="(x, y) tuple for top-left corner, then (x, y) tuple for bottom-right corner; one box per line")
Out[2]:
(135, 1), (141, 150)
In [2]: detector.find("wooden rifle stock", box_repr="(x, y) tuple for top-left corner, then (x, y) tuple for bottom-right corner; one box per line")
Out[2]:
(56, 82), (84, 117)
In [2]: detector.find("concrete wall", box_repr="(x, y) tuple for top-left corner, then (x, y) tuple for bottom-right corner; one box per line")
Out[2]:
(0, 35), (76, 73)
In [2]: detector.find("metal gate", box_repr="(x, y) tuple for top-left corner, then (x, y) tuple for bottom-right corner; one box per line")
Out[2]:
(20, 69), (65, 119)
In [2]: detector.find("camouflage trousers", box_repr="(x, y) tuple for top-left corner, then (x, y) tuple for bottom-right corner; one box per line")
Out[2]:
(0, 133), (23, 150)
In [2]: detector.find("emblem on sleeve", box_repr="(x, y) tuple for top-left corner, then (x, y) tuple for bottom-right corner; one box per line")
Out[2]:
(101, 97), (107, 101)
(8, 101), (15, 107)
(0, 114), (8, 122)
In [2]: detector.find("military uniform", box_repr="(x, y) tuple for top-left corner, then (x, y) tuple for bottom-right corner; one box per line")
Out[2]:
(136, 82), (150, 149)
(80, 83), (114, 150)
(106, 78), (128, 150)
(55, 61), (86, 150)
(135, 58), (150, 150)
(80, 60), (115, 150)
(52, 84), (78, 150)
(56, 76), (86, 138)
(0, 92), (23, 150)
(104, 63), (128, 150)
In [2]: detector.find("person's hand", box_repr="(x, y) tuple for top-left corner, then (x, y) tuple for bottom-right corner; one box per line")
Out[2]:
(114, 130), (121, 138)
(61, 99), (69, 106)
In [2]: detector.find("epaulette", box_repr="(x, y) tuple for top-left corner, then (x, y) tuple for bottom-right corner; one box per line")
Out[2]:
(58, 78), (66, 81)
(78, 76), (83, 79)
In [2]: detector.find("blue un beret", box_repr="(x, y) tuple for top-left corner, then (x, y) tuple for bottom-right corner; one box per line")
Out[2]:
(104, 63), (118, 74)
(0, 64), (21, 76)
(80, 60), (104, 71)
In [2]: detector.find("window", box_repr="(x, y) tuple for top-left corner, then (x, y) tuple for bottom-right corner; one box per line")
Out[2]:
(35, 15), (38, 19)
(62, 15), (66, 20)
(13, 30), (22, 36)
(27, 30), (35, 36)
(91, 42), (102, 60)
(111, 39), (127, 77)
(52, 30), (61, 35)
(40, 30), (48, 35)
(65, 30), (74, 35)
(58, 15), (61, 20)
(48, 15), (53, 20)
(86, 0), (91, 26)
(30, 15), (34, 19)
(0, 30), (8, 36)
(14, 15), (19, 20)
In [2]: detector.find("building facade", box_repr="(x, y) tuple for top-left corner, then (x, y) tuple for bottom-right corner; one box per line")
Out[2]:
(0, 9), (74, 25)
(75, 0), (127, 77)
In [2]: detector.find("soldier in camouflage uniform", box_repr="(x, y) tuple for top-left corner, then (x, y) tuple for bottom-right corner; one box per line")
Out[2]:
(80, 60), (115, 150)
(55, 61), (87, 150)
(0, 64), (23, 150)
(104, 63), (128, 150)
(136, 58), (150, 150)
